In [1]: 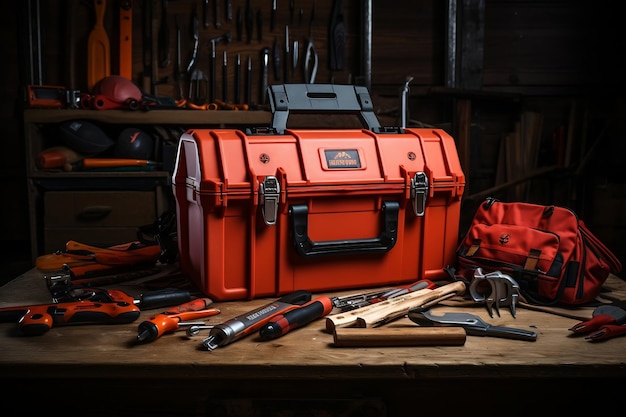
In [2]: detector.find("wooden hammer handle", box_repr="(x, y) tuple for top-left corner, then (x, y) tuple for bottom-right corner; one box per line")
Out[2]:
(356, 281), (467, 328)
(325, 288), (432, 332)
(332, 327), (466, 347)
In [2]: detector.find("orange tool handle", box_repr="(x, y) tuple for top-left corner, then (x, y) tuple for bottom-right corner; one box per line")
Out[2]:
(0, 289), (140, 336)
(163, 298), (214, 314)
(259, 296), (334, 340)
(81, 158), (158, 168)
(136, 308), (221, 343)
(119, 0), (133, 80)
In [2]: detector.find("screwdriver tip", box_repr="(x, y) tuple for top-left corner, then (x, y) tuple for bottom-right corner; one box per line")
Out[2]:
(136, 330), (151, 343)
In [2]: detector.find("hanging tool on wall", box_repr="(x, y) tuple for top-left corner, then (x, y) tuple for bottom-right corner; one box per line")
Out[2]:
(270, 0), (277, 32)
(272, 37), (281, 81)
(260, 47), (270, 104)
(203, 0), (209, 28)
(174, 17), (186, 106)
(185, 5), (200, 74)
(225, 0), (232, 22)
(256, 9), (263, 42)
(236, 6), (243, 40)
(328, 0), (345, 78)
(399, 76), (414, 128)
(119, 0), (133, 80)
(245, 55), (252, 105)
(157, 0), (170, 68)
(142, 0), (154, 93)
(222, 50), (228, 103)
(234, 52), (241, 103)
(303, 3), (317, 83)
(284, 26), (290, 82)
(87, 0), (111, 91)
(214, 0), (221, 28)
(245, 0), (253, 43)
(209, 40), (217, 103)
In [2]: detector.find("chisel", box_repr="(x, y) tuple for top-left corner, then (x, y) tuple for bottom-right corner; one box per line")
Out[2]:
(234, 53), (241, 103)
(245, 55), (252, 104)
(272, 37), (281, 81)
(222, 50), (228, 102)
(284, 26), (290, 82)
(245, 0), (253, 44)
(260, 47), (270, 105)
(210, 40), (217, 102)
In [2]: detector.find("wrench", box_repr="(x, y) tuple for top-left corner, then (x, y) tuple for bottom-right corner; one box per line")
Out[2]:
(408, 310), (537, 341)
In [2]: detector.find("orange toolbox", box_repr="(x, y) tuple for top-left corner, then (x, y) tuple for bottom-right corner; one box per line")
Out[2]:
(172, 84), (466, 301)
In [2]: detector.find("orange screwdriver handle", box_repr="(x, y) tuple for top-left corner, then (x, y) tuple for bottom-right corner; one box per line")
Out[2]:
(163, 297), (214, 314)
(136, 308), (221, 343)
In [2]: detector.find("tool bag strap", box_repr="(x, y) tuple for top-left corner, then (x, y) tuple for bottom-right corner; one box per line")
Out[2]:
(267, 84), (382, 134)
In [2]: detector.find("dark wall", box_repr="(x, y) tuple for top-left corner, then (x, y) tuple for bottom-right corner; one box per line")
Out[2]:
(2, 0), (624, 276)
(0, 1), (30, 278)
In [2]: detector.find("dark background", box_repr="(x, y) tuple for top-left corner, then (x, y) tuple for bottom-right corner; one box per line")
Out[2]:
(1, 0), (625, 282)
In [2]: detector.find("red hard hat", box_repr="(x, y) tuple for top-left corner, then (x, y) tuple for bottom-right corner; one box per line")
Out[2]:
(93, 76), (142, 104)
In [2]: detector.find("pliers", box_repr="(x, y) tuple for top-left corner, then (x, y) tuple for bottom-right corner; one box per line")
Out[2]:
(569, 304), (626, 342)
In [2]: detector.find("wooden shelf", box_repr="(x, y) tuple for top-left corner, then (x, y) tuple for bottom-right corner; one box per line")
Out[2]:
(22, 108), (273, 262)
(23, 108), (272, 126)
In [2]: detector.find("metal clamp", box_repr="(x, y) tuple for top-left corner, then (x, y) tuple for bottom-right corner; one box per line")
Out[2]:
(260, 176), (280, 225)
(410, 172), (429, 216)
(469, 268), (521, 318)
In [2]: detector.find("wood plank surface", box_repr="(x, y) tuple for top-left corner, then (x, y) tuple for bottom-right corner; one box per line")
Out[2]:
(1, 268), (625, 381)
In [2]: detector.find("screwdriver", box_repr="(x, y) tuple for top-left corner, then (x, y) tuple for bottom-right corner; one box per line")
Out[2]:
(201, 290), (312, 350)
(259, 296), (334, 341)
(136, 298), (220, 343)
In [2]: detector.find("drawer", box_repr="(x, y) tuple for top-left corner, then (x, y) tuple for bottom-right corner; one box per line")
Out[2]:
(44, 191), (156, 227)
(43, 191), (157, 252)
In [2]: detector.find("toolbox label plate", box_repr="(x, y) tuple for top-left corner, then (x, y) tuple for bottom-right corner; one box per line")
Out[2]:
(322, 149), (362, 170)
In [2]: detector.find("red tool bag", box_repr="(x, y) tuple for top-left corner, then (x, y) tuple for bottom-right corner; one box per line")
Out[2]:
(456, 198), (622, 305)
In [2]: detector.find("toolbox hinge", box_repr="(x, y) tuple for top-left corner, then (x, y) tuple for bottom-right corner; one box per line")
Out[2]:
(410, 172), (429, 217)
(260, 176), (281, 225)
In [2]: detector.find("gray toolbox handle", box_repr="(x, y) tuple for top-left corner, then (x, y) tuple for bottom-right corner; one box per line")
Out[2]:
(290, 201), (399, 257)
(267, 84), (382, 134)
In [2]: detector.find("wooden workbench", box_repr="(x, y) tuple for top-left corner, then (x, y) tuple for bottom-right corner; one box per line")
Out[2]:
(1, 267), (625, 417)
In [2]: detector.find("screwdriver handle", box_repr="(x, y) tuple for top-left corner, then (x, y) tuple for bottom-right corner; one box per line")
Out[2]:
(259, 296), (334, 341)
(163, 297), (213, 314)
(137, 289), (192, 310)
(202, 290), (312, 349)
(136, 308), (221, 343)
